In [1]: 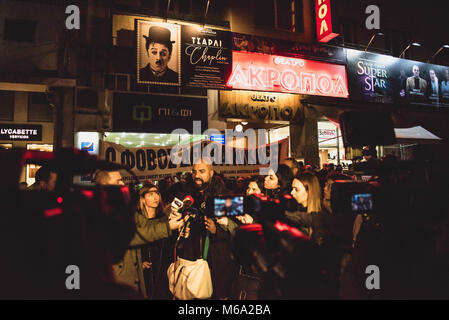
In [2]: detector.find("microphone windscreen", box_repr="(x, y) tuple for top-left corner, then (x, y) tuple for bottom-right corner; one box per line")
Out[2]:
(184, 195), (194, 205)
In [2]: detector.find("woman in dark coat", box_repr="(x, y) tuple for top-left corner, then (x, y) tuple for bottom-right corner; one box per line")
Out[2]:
(139, 183), (174, 299)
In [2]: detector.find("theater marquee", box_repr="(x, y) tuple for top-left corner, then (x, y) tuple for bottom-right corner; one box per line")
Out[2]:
(226, 51), (348, 98)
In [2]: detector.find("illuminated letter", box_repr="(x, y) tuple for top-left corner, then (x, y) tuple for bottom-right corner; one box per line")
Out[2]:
(249, 66), (266, 88)
(357, 61), (365, 75)
(317, 74), (332, 94)
(266, 68), (280, 89)
(280, 70), (298, 91)
(320, 20), (329, 35)
(333, 76), (349, 97)
(301, 72), (316, 94)
(318, 3), (327, 19)
(227, 64), (247, 87)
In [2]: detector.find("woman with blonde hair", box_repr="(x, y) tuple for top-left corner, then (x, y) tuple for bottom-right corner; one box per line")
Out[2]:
(289, 172), (342, 298)
(291, 171), (322, 214)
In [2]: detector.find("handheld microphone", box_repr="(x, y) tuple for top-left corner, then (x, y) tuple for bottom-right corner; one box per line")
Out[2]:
(178, 195), (194, 215)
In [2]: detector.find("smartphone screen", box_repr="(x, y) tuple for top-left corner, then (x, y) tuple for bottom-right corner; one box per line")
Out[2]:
(214, 196), (244, 217)
(351, 193), (373, 212)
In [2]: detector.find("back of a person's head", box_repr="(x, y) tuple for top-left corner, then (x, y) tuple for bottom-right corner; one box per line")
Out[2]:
(294, 171), (322, 212)
(248, 175), (264, 189)
(94, 170), (111, 185)
(35, 166), (52, 183)
(276, 164), (295, 194)
(285, 157), (299, 169)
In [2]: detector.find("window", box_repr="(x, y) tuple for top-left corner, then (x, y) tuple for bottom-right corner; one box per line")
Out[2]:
(26, 144), (54, 186)
(28, 93), (53, 122)
(0, 91), (14, 121)
(4, 19), (37, 42)
(339, 20), (357, 45)
(77, 88), (99, 110)
(256, 0), (304, 32)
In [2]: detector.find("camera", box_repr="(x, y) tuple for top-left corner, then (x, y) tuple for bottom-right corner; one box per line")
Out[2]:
(329, 180), (379, 215)
(208, 193), (298, 221)
(209, 195), (245, 217)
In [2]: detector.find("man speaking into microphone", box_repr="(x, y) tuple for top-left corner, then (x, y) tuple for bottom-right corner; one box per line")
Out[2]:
(169, 158), (237, 299)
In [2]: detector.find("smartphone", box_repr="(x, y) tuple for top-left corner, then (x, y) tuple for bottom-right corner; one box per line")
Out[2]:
(351, 193), (373, 212)
(212, 196), (245, 217)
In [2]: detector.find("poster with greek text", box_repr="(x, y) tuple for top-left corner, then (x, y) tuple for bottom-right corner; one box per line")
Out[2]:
(181, 26), (232, 89)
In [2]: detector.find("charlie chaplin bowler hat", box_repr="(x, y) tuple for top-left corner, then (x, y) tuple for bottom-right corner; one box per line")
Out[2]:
(143, 26), (176, 45)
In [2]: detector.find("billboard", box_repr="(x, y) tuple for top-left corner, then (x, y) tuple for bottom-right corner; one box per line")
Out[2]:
(346, 49), (449, 107)
(181, 25), (233, 89)
(136, 19), (232, 89)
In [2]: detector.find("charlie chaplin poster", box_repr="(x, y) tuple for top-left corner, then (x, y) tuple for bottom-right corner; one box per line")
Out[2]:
(136, 20), (181, 85)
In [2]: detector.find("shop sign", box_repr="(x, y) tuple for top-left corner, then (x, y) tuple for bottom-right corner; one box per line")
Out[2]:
(318, 128), (336, 139)
(226, 51), (348, 98)
(102, 138), (288, 182)
(219, 90), (303, 122)
(210, 134), (225, 144)
(346, 49), (449, 107)
(113, 93), (207, 133)
(0, 124), (42, 141)
(136, 20), (232, 89)
(315, 0), (339, 43)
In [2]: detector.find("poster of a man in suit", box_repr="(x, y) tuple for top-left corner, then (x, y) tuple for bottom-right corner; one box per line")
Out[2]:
(406, 64), (427, 96)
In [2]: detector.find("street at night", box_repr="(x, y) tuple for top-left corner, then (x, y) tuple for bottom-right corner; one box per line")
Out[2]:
(1, 0), (449, 305)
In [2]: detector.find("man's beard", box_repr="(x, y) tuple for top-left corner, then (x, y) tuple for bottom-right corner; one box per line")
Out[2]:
(194, 178), (209, 191)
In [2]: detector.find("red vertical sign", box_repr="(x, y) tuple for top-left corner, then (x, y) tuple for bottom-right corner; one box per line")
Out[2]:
(315, 0), (339, 43)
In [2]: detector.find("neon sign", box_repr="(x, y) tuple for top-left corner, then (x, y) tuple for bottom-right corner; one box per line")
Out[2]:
(226, 51), (348, 98)
(315, 0), (339, 43)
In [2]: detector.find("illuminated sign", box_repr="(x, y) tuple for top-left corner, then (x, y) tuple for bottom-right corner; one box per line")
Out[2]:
(227, 51), (348, 98)
(315, 0), (339, 43)
(319, 129), (336, 139)
(0, 124), (42, 141)
(210, 134), (225, 144)
(219, 90), (303, 122)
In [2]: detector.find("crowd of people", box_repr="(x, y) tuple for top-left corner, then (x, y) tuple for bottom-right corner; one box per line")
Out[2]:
(79, 156), (375, 300)
(6, 150), (449, 299)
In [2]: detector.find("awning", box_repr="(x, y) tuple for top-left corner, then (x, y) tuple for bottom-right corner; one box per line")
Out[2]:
(394, 126), (442, 144)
